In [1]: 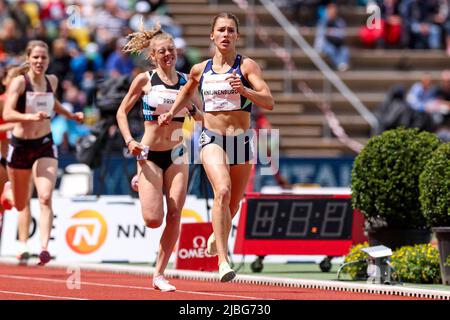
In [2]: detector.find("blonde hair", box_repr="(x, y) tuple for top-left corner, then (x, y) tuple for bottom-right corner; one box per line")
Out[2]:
(123, 22), (173, 57)
(1, 63), (29, 89)
(26, 40), (49, 57)
(7, 63), (30, 78)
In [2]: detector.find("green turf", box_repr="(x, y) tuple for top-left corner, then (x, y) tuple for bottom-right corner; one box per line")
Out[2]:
(234, 261), (341, 280)
(234, 262), (450, 291)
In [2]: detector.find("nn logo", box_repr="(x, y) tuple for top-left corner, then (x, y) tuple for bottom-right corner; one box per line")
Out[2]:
(66, 210), (107, 254)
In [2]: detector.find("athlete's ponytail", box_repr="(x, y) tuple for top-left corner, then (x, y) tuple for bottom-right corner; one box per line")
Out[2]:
(123, 21), (172, 56)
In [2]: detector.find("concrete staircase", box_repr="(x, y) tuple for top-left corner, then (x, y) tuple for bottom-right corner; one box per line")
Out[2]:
(166, 0), (450, 156)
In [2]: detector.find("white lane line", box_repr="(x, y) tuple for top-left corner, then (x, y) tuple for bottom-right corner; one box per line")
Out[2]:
(0, 289), (87, 300)
(0, 274), (274, 300)
(176, 289), (275, 300)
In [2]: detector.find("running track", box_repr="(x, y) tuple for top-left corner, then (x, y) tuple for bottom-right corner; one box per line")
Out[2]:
(0, 263), (425, 300)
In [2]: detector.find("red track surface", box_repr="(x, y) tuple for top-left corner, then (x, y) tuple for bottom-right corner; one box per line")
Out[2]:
(0, 263), (424, 300)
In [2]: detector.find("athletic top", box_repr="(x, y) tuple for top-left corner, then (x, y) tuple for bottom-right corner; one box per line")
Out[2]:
(16, 74), (54, 115)
(199, 54), (253, 113)
(141, 70), (189, 123)
(0, 94), (8, 140)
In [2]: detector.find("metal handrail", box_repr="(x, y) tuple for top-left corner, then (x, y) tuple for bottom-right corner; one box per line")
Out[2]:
(258, 0), (379, 135)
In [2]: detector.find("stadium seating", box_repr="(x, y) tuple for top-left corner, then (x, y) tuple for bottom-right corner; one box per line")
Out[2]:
(166, 0), (450, 156)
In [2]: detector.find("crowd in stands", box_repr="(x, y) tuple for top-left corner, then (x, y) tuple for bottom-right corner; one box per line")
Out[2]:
(0, 0), (200, 154)
(377, 70), (450, 141)
(275, 0), (450, 140)
(282, 1), (450, 50)
(0, 0), (448, 156)
(358, 0), (450, 52)
(275, 0), (450, 69)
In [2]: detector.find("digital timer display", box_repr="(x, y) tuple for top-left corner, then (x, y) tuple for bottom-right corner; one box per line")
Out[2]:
(245, 198), (353, 240)
(234, 192), (367, 258)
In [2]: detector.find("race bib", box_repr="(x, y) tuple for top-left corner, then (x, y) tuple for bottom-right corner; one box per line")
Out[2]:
(25, 92), (54, 115)
(202, 73), (241, 112)
(154, 88), (187, 117)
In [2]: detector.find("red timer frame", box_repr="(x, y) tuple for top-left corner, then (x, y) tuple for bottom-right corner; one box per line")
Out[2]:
(234, 192), (367, 257)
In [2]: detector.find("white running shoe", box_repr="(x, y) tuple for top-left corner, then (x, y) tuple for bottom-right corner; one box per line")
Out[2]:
(219, 261), (236, 282)
(153, 275), (176, 292)
(206, 233), (217, 256)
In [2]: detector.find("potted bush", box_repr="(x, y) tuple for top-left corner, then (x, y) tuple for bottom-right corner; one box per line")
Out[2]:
(419, 142), (450, 285)
(351, 128), (441, 249)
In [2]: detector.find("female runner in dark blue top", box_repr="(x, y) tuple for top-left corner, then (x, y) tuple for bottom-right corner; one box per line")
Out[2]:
(159, 12), (274, 282)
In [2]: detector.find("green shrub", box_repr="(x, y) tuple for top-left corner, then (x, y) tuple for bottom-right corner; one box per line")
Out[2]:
(342, 242), (369, 280)
(390, 244), (441, 284)
(351, 128), (441, 229)
(419, 143), (450, 227)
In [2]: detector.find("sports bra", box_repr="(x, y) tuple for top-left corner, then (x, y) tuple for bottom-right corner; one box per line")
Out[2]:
(16, 74), (54, 115)
(199, 54), (253, 113)
(0, 94), (7, 140)
(141, 70), (190, 123)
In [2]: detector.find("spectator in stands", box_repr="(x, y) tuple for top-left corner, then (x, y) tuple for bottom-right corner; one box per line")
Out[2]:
(439, 0), (450, 55)
(314, 3), (350, 71)
(82, 43), (104, 106)
(376, 84), (409, 133)
(0, 0), (12, 29)
(87, 1), (129, 59)
(6, 0), (31, 36)
(69, 41), (104, 89)
(428, 70), (450, 141)
(359, 0), (403, 49)
(31, 22), (52, 49)
(174, 37), (194, 74)
(40, 0), (66, 40)
(250, 107), (291, 191)
(47, 38), (73, 100)
(57, 20), (84, 53)
(16, 0), (40, 29)
(51, 82), (90, 154)
(402, 73), (438, 131)
(0, 18), (28, 56)
(288, 0), (331, 27)
(377, 81), (433, 131)
(402, 0), (442, 49)
(142, 0), (169, 16)
(105, 37), (135, 79)
(406, 72), (436, 113)
(130, 0), (182, 39)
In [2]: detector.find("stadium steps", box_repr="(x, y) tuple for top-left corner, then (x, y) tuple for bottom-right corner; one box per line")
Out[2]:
(258, 70), (443, 95)
(166, 0), (448, 156)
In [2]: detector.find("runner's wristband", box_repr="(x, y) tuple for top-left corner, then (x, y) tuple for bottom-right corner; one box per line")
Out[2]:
(125, 138), (134, 146)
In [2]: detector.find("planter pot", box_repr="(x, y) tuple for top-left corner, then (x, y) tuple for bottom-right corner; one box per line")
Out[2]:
(368, 228), (432, 251)
(433, 227), (450, 285)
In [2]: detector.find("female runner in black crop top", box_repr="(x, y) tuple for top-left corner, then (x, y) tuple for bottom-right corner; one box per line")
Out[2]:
(3, 40), (84, 266)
